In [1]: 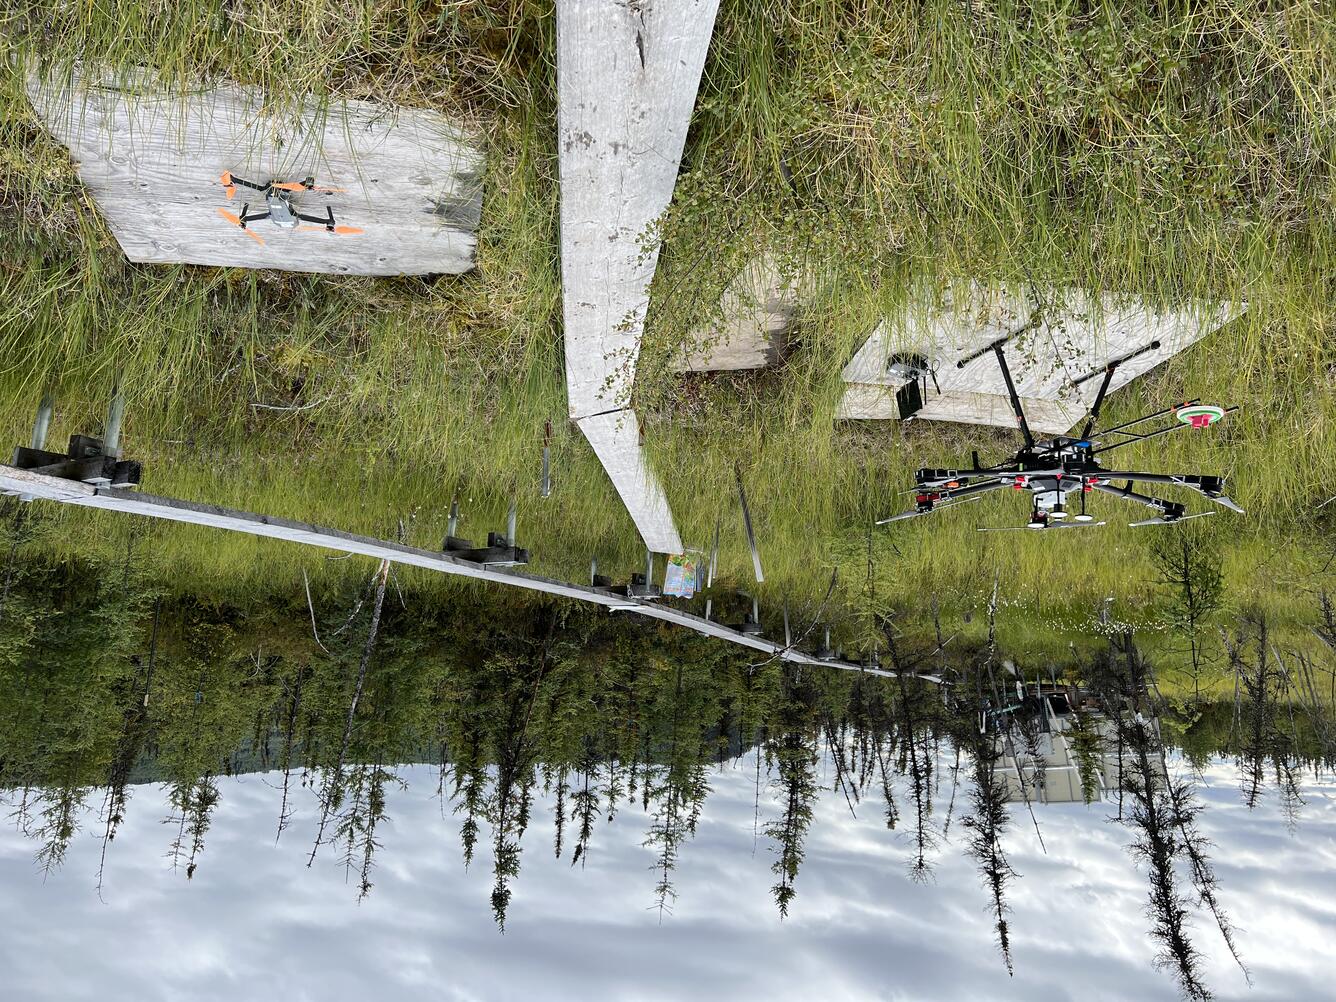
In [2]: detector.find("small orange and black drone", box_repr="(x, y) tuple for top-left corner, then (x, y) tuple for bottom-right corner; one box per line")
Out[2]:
(216, 171), (363, 246)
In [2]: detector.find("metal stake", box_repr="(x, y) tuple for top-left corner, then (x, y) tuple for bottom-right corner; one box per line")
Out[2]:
(707, 518), (720, 588)
(541, 419), (552, 499)
(104, 384), (125, 458)
(30, 394), (53, 451)
(736, 469), (764, 584)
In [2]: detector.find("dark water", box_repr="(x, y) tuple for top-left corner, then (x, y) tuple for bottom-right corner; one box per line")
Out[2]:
(1, 554), (1334, 1000)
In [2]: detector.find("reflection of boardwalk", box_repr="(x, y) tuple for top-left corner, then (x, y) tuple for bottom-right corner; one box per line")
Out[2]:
(1, 463), (932, 684)
(557, 0), (721, 553)
(995, 691), (1164, 805)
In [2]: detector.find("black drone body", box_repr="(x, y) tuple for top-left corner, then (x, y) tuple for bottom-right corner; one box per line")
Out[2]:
(878, 334), (1243, 530)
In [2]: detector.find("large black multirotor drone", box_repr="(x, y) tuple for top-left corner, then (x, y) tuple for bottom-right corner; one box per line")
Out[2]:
(877, 334), (1243, 531)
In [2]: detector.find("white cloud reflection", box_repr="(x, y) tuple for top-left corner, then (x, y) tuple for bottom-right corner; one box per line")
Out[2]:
(1, 753), (1334, 1001)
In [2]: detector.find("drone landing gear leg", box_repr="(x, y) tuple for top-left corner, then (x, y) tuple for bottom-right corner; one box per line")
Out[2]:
(1075, 340), (1162, 441)
(990, 341), (1035, 449)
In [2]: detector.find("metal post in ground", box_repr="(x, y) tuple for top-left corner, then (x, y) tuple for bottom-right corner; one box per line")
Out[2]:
(541, 420), (552, 499)
(20, 394), (54, 502)
(104, 383), (125, 459)
(30, 394), (53, 451)
(736, 468), (763, 584)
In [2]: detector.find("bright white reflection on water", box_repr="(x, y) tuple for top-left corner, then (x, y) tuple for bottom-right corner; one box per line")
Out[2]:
(1, 752), (1334, 1001)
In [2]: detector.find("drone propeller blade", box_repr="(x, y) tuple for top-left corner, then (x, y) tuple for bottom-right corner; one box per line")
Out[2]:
(216, 208), (265, 245)
(1129, 511), (1214, 528)
(331, 225), (362, 235)
(975, 525), (1032, 532)
(1209, 494), (1245, 514)
(1054, 520), (1107, 528)
(295, 224), (364, 235)
(219, 171), (236, 199)
(272, 180), (348, 193)
(875, 510), (924, 526)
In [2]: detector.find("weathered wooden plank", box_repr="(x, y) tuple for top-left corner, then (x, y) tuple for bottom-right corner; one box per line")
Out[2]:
(0, 463), (933, 681)
(674, 254), (800, 372)
(556, 0), (719, 551)
(575, 410), (682, 554)
(839, 288), (1241, 434)
(27, 71), (484, 277)
(557, 0), (721, 416)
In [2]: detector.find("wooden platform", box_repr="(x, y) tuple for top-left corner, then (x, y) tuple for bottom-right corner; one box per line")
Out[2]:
(838, 287), (1242, 434)
(28, 71), (484, 277)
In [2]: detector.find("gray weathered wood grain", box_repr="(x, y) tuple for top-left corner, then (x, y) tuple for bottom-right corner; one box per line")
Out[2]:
(557, 0), (719, 552)
(674, 254), (800, 372)
(839, 288), (1241, 434)
(28, 72), (484, 276)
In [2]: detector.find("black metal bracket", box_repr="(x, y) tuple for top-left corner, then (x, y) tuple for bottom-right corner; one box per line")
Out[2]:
(11, 435), (141, 488)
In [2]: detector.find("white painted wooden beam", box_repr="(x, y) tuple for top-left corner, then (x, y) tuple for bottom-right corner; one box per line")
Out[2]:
(556, 0), (719, 551)
(575, 410), (682, 554)
(0, 464), (932, 683)
(28, 71), (483, 276)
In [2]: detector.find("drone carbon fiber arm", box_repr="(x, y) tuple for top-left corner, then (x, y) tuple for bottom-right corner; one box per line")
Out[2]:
(877, 478), (1008, 524)
(1090, 480), (1181, 516)
(1094, 471), (1243, 511)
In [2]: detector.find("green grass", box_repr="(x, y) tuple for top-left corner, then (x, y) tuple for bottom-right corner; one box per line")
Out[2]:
(0, 1), (1334, 666)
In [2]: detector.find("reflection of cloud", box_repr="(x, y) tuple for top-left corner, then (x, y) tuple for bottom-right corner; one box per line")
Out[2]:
(0, 753), (1333, 1001)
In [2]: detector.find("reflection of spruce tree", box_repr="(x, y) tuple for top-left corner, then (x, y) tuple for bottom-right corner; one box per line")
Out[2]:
(569, 736), (600, 868)
(309, 560), (390, 866)
(334, 758), (402, 899)
(167, 774), (219, 880)
(96, 695), (150, 897)
(1151, 531), (1225, 702)
(960, 712), (1017, 975)
(1224, 615), (1301, 817)
(1089, 635), (1247, 1000)
(763, 670), (818, 918)
(274, 666), (308, 843)
(486, 607), (561, 931)
(895, 662), (937, 882)
(643, 665), (689, 919)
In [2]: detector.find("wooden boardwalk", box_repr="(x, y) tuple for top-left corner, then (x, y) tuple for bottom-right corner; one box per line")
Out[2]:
(557, 0), (722, 553)
(0, 464), (934, 684)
